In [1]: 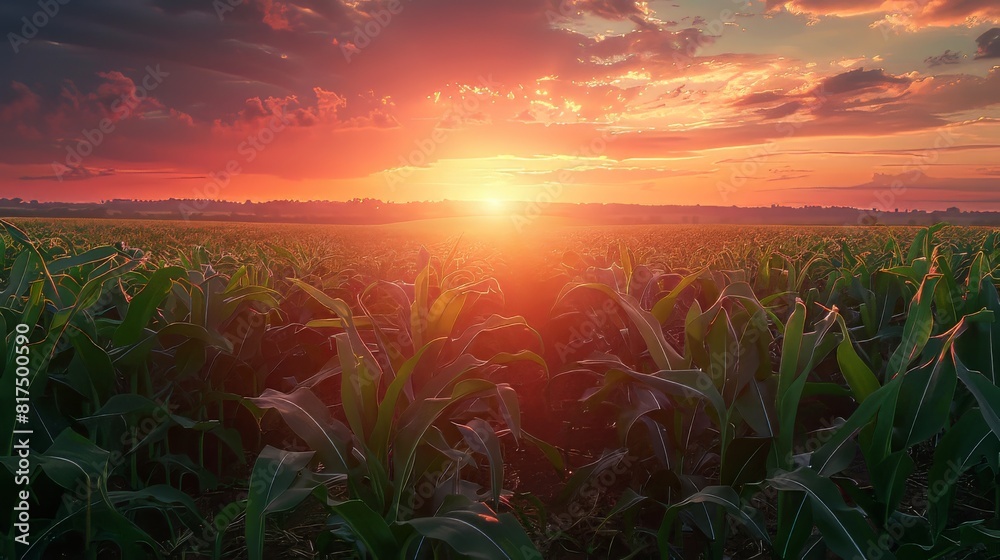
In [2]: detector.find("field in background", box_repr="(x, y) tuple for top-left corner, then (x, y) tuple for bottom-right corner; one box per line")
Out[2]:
(12, 215), (992, 271)
(3, 217), (1000, 559)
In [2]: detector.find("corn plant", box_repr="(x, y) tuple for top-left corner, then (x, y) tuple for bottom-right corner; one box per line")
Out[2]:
(239, 255), (553, 559)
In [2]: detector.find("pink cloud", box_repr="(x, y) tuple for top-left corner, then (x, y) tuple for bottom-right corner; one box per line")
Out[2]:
(213, 87), (399, 132)
(567, 0), (646, 20)
(763, 0), (1000, 29)
(0, 82), (42, 123)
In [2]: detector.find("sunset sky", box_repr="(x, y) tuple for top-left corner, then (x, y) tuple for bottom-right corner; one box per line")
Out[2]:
(1, 0), (999, 209)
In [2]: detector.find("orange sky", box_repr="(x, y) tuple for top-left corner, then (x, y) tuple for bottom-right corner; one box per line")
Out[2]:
(2, 0), (1000, 209)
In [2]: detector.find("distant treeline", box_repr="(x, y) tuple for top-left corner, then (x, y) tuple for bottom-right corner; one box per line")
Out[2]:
(0, 197), (995, 226)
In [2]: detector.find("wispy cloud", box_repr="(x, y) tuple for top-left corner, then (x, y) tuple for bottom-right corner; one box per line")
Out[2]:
(925, 49), (962, 67)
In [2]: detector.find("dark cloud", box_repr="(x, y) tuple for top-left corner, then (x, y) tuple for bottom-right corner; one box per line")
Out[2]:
(20, 165), (115, 181)
(766, 174), (809, 182)
(745, 165), (1000, 209)
(573, 0), (645, 20)
(585, 26), (709, 62)
(976, 28), (1000, 59)
(733, 91), (786, 106)
(924, 49), (961, 67)
(757, 101), (803, 120)
(817, 68), (909, 95)
(729, 67), (922, 123)
(771, 145), (1000, 158)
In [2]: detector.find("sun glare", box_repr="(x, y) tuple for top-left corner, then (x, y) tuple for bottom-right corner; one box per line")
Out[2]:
(483, 198), (507, 214)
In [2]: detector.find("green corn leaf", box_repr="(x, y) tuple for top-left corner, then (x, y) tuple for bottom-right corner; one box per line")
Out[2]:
(657, 486), (770, 548)
(734, 376), (777, 438)
(651, 268), (707, 324)
(770, 468), (893, 560)
(835, 315), (880, 402)
(392, 378), (498, 520)
(557, 448), (629, 504)
(870, 451), (915, 516)
(522, 430), (565, 473)
(893, 348), (956, 450)
(774, 490), (812, 560)
(402, 497), (541, 560)
(246, 446), (320, 560)
(559, 283), (686, 370)
(455, 418), (504, 510)
(247, 387), (353, 474)
(330, 500), (399, 558)
(47, 246), (120, 274)
(927, 409), (1000, 537)
(113, 266), (187, 346)
(775, 302), (839, 469)
(811, 382), (894, 476)
(886, 275), (940, 381)
(370, 338), (447, 459)
(953, 346), (1000, 438)
(721, 437), (771, 488)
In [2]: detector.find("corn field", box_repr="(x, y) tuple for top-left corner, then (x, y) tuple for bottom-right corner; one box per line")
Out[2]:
(2, 218), (1000, 559)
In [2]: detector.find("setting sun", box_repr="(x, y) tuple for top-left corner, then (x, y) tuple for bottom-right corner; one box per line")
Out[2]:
(483, 198), (508, 213)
